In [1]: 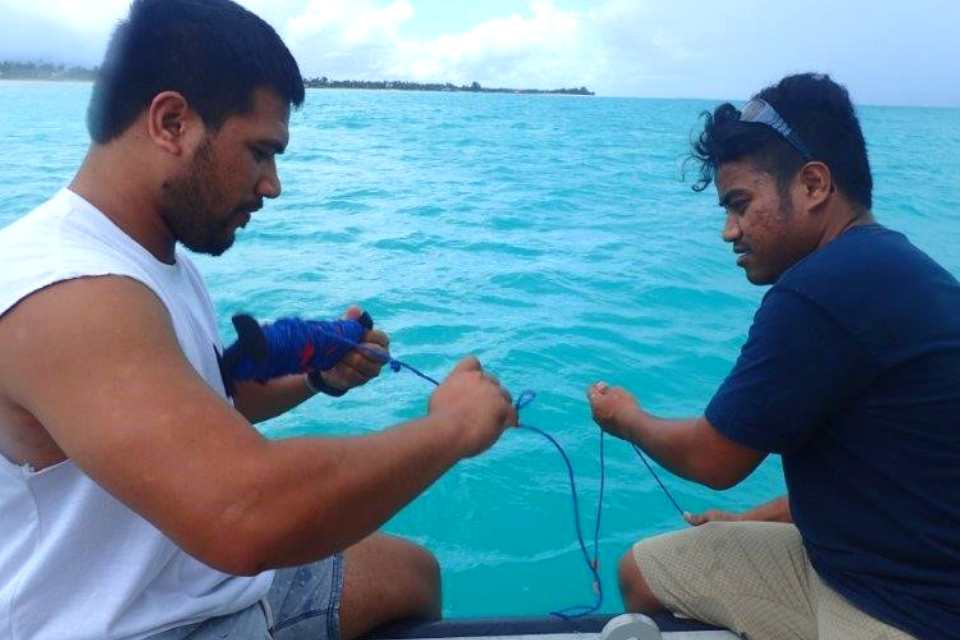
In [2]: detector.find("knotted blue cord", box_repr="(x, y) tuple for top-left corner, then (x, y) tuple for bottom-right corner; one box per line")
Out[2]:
(514, 391), (605, 618)
(225, 317), (366, 379)
(384, 358), (442, 386)
(301, 330), (445, 387)
(223, 316), (442, 386)
(224, 316), (690, 618)
(227, 319), (606, 618)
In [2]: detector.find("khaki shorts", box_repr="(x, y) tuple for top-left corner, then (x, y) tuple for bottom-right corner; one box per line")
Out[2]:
(633, 522), (916, 640)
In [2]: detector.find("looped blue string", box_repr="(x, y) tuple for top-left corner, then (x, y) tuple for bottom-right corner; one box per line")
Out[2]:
(515, 389), (537, 410)
(291, 327), (606, 617)
(517, 421), (605, 619)
(510, 384), (605, 617)
(224, 316), (687, 619)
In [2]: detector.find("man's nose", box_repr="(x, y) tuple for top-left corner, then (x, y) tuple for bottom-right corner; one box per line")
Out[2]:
(257, 162), (282, 199)
(722, 212), (740, 243)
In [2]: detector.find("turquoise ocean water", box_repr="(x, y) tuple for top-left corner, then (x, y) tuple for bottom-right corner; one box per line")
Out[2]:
(2, 81), (959, 617)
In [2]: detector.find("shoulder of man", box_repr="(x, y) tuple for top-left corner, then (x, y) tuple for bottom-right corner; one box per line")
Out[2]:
(0, 190), (156, 322)
(769, 224), (958, 349)
(775, 224), (917, 300)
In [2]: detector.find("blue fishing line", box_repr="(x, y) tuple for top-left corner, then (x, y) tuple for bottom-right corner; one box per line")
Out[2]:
(631, 444), (686, 519)
(368, 353), (686, 612)
(302, 324), (684, 527)
(298, 330), (442, 386)
(295, 334), (607, 617)
(520, 428), (605, 618)
(228, 318), (686, 617)
(385, 357), (441, 386)
(513, 391), (605, 619)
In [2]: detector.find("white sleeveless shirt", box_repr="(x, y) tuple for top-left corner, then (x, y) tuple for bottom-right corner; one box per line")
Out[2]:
(0, 189), (273, 640)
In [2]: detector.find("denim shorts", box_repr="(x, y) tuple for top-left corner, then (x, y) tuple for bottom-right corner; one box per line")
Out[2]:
(149, 553), (344, 640)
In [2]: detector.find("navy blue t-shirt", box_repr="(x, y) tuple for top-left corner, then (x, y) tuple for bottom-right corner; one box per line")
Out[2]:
(705, 224), (960, 639)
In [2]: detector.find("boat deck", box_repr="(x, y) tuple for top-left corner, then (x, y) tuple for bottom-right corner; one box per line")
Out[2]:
(365, 614), (737, 640)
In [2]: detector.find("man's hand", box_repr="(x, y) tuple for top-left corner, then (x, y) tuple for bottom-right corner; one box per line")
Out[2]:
(587, 381), (644, 441)
(586, 382), (767, 490)
(319, 305), (391, 392)
(684, 508), (742, 526)
(685, 495), (791, 526)
(428, 356), (517, 458)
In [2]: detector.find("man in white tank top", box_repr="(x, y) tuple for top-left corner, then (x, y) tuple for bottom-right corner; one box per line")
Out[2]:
(0, 2), (517, 640)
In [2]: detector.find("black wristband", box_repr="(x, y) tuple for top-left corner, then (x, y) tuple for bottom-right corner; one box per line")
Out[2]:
(305, 369), (347, 397)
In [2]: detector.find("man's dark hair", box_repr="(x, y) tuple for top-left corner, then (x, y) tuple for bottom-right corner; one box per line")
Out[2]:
(87, 0), (305, 143)
(690, 73), (873, 211)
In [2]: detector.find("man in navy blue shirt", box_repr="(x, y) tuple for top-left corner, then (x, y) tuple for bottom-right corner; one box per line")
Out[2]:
(588, 73), (960, 639)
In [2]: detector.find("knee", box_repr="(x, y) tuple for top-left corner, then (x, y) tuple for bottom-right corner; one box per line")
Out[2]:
(340, 534), (443, 639)
(617, 547), (664, 614)
(405, 541), (442, 615)
(385, 536), (442, 618)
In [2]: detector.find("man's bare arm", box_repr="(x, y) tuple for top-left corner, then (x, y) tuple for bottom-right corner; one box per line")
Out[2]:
(588, 383), (765, 490)
(0, 276), (513, 575)
(623, 413), (765, 490)
(231, 375), (316, 423)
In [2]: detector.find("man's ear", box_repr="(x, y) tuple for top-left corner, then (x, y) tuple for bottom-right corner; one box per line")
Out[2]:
(798, 161), (833, 212)
(146, 91), (198, 156)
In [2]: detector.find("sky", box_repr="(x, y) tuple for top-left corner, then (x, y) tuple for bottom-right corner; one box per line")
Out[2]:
(1, 0), (959, 107)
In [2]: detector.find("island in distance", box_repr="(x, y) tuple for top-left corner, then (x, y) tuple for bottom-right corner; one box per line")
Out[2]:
(0, 62), (594, 96)
(304, 77), (594, 96)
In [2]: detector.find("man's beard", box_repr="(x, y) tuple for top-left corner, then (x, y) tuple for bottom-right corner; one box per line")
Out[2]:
(159, 139), (236, 257)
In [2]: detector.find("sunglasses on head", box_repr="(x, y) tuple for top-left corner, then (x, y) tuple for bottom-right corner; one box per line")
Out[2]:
(740, 99), (814, 162)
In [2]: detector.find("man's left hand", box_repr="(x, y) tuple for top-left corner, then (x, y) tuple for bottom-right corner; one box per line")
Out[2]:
(683, 509), (741, 526)
(318, 305), (390, 392)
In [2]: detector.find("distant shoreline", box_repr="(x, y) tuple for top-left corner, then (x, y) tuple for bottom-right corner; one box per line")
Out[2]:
(0, 62), (97, 82)
(0, 78), (92, 84)
(303, 77), (594, 96)
(0, 62), (593, 96)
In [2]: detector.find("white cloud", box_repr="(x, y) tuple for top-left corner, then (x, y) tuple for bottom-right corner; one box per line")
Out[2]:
(287, 0), (413, 47)
(284, 0), (414, 80)
(279, 0), (720, 95)
(416, 1), (584, 86)
(12, 0), (129, 34)
(285, 0), (593, 90)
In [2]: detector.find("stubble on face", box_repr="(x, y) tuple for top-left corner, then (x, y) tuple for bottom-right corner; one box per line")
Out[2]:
(159, 136), (236, 257)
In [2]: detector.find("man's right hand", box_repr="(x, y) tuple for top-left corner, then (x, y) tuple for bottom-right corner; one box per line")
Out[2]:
(428, 356), (517, 458)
